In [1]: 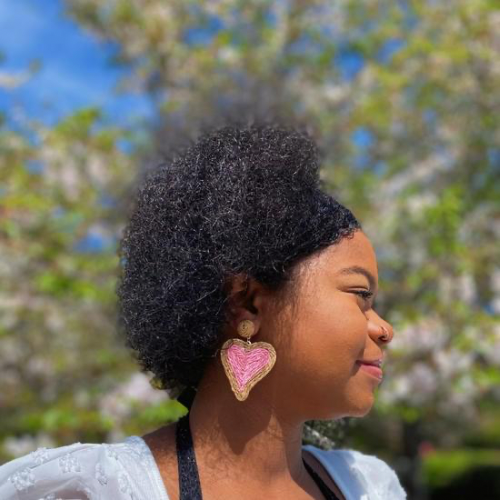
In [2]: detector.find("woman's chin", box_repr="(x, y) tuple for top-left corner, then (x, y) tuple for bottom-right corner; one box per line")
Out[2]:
(315, 392), (375, 420)
(345, 391), (375, 418)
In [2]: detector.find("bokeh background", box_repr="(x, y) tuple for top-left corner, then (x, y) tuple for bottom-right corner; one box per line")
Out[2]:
(1, 1), (499, 498)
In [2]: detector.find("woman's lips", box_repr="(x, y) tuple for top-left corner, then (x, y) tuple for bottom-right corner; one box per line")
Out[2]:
(356, 361), (383, 381)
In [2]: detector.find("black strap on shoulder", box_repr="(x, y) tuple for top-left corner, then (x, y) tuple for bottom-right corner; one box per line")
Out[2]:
(177, 386), (197, 410)
(176, 413), (203, 500)
(303, 457), (342, 500)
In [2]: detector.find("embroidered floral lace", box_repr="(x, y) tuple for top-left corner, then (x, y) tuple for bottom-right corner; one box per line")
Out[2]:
(0, 438), (407, 499)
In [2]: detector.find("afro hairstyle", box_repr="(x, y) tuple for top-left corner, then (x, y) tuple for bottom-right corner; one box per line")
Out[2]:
(116, 123), (361, 400)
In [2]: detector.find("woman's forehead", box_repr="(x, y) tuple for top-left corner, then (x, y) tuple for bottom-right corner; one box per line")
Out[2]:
(304, 231), (378, 283)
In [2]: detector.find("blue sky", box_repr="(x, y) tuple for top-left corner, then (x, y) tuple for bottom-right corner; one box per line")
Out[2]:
(0, 0), (407, 252)
(0, 0), (153, 125)
(0, 0), (397, 150)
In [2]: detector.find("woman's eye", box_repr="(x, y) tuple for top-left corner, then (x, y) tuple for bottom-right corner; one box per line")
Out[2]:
(353, 290), (374, 303)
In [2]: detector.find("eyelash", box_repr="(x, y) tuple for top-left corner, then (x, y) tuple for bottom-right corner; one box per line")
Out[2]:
(353, 290), (374, 302)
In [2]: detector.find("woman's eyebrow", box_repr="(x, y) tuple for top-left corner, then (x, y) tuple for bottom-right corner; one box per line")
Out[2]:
(337, 266), (378, 291)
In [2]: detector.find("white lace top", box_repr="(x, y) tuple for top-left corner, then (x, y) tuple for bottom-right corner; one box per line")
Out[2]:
(0, 437), (407, 499)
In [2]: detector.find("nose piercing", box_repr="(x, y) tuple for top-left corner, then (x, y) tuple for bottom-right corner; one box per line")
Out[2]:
(379, 325), (390, 341)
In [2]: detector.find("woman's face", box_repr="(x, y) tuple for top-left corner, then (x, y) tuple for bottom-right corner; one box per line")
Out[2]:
(266, 230), (394, 420)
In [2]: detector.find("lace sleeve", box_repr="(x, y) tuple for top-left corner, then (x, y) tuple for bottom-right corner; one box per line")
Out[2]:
(340, 449), (407, 500)
(0, 439), (167, 500)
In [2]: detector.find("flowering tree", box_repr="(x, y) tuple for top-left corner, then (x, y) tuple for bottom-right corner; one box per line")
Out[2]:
(65, 2), (500, 495)
(2, 1), (499, 496)
(67, 0), (499, 417)
(0, 80), (185, 461)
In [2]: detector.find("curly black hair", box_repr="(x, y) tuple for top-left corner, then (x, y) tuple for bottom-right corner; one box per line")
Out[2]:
(116, 123), (361, 403)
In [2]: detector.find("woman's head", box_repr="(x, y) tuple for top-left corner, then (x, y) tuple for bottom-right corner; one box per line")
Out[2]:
(117, 123), (393, 419)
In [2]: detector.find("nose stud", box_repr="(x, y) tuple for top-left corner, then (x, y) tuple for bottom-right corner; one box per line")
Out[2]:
(379, 325), (390, 341)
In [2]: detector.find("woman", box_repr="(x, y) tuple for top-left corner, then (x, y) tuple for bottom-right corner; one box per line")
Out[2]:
(0, 124), (407, 499)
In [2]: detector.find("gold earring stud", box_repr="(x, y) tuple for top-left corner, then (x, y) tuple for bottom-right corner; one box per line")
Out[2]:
(237, 319), (255, 339)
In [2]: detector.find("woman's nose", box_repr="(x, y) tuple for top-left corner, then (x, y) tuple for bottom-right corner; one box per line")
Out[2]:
(366, 311), (394, 344)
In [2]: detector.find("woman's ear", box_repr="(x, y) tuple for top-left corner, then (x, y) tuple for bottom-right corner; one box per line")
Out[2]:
(223, 274), (267, 334)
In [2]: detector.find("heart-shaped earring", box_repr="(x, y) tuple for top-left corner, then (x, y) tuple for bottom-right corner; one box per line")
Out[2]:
(220, 320), (277, 401)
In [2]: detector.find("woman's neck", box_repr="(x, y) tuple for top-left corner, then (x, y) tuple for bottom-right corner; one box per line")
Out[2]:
(187, 364), (307, 489)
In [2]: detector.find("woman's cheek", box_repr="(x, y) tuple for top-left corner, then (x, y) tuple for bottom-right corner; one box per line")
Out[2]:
(285, 292), (367, 367)
(326, 302), (369, 366)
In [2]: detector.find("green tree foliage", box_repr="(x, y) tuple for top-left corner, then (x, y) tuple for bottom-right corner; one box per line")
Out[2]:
(0, 97), (184, 461)
(2, 1), (499, 495)
(67, 0), (500, 424)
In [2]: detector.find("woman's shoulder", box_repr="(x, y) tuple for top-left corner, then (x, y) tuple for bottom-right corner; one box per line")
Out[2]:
(0, 436), (168, 500)
(302, 444), (407, 500)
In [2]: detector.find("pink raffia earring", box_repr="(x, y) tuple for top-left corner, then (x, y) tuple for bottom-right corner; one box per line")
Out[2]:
(220, 320), (277, 401)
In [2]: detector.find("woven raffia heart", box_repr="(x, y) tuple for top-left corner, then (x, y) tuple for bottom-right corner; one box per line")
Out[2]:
(220, 338), (277, 401)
